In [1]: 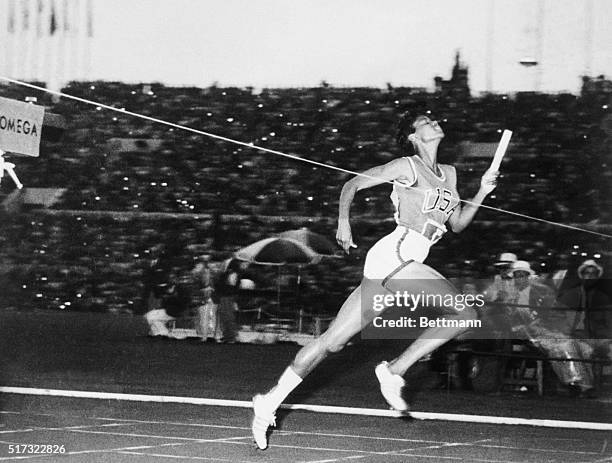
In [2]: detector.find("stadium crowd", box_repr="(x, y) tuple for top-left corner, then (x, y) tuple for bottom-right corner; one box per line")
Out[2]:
(0, 67), (610, 317)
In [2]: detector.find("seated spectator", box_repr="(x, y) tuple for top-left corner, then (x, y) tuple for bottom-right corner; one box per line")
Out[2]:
(556, 259), (611, 360)
(145, 270), (191, 338)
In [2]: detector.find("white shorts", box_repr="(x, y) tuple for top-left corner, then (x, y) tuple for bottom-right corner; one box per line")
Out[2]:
(363, 226), (433, 282)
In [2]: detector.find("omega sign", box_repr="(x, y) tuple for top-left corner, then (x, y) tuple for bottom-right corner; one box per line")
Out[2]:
(0, 97), (45, 157)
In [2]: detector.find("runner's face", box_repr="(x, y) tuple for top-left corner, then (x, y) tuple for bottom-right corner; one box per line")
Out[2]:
(413, 116), (444, 141)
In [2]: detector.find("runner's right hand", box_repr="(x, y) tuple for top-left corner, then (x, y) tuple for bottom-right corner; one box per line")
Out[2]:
(336, 220), (357, 254)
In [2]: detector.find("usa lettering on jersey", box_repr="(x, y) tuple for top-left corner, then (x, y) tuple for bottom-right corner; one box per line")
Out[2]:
(421, 187), (457, 217)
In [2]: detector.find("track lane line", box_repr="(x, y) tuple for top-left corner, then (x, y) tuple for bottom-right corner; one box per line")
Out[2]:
(2, 387), (611, 431)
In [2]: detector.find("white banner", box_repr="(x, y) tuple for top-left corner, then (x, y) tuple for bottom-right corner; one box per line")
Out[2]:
(0, 96), (45, 157)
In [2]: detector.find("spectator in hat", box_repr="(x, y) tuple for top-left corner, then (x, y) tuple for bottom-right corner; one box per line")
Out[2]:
(484, 252), (518, 303)
(480, 252), (519, 335)
(498, 252), (518, 266)
(507, 260), (554, 311)
(556, 259), (611, 359)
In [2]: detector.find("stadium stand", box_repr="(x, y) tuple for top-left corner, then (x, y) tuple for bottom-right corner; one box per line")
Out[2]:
(0, 71), (610, 315)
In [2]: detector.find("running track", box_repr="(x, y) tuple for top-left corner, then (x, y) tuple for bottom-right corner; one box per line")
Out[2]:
(1, 311), (611, 462)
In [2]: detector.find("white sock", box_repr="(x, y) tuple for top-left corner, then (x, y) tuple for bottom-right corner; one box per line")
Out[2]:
(264, 367), (303, 411)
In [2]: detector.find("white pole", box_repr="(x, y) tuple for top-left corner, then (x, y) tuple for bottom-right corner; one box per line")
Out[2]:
(0, 150), (24, 189)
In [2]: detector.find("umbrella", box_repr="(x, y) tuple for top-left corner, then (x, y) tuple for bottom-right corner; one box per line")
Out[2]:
(279, 228), (338, 256)
(234, 237), (321, 265)
(234, 237), (322, 323)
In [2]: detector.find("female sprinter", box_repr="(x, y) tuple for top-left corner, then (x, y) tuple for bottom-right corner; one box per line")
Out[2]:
(251, 114), (499, 449)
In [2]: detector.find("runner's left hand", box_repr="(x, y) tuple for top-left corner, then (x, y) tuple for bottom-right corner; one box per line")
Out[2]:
(480, 169), (499, 195)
